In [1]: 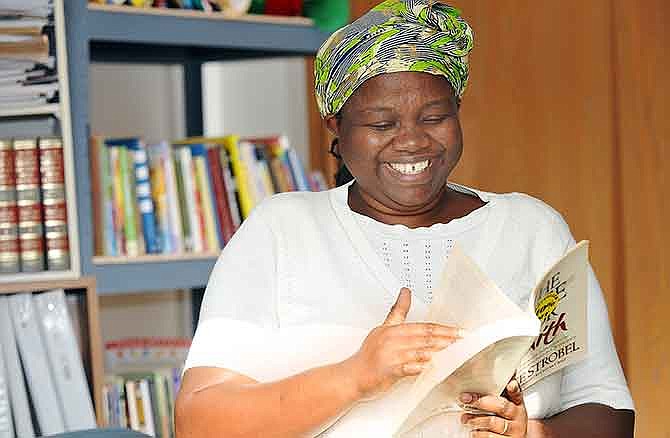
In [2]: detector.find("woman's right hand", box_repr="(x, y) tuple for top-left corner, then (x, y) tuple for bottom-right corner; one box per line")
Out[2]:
(345, 288), (463, 400)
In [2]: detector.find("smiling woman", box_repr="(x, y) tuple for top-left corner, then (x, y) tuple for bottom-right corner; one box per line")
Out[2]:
(174, 1), (634, 437)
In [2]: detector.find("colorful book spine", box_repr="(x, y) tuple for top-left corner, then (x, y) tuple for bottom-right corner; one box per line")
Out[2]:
(39, 136), (70, 270)
(172, 150), (191, 253)
(219, 146), (242, 229)
(286, 145), (310, 191)
(175, 147), (202, 252)
(204, 152), (224, 250)
(147, 143), (171, 254)
(159, 143), (183, 254)
(108, 146), (126, 255)
(0, 139), (19, 273)
(206, 146), (236, 244)
(190, 144), (219, 252)
(112, 141), (140, 256)
(222, 136), (255, 219)
(128, 140), (160, 254)
(13, 138), (44, 272)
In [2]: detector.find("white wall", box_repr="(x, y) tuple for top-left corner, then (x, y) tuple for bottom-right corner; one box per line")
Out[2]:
(202, 57), (310, 165)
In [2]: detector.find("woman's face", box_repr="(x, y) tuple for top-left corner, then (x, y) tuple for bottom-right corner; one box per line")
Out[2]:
(329, 71), (463, 216)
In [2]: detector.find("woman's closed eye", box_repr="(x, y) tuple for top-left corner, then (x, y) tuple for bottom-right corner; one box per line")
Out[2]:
(422, 114), (452, 124)
(367, 121), (397, 131)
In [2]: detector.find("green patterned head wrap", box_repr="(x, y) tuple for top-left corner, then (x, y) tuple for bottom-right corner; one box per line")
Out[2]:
(314, 0), (474, 119)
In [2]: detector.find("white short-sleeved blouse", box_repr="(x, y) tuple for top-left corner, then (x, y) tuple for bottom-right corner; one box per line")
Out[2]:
(184, 181), (634, 437)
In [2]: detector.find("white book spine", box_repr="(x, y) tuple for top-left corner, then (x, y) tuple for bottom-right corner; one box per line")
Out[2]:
(34, 290), (96, 431)
(125, 381), (140, 432)
(8, 293), (65, 436)
(0, 331), (15, 438)
(161, 144), (184, 254)
(138, 380), (155, 437)
(0, 298), (33, 438)
(178, 147), (203, 252)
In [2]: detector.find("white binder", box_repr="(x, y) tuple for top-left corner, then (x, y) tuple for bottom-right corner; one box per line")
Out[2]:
(0, 296), (34, 438)
(34, 289), (96, 431)
(8, 293), (65, 436)
(0, 317), (15, 438)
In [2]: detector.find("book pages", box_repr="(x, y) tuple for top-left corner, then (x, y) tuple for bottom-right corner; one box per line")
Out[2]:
(517, 241), (589, 390)
(321, 245), (540, 437)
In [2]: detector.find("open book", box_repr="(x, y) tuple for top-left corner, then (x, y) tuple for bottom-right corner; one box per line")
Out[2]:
(321, 241), (589, 437)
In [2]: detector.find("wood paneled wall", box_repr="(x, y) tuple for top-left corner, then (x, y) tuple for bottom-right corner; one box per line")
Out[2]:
(613, 0), (669, 436)
(308, 1), (669, 435)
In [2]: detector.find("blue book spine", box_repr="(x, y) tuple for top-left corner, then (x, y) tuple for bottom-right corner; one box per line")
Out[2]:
(127, 139), (161, 254)
(287, 148), (310, 191)
(99, 139), (117, 256)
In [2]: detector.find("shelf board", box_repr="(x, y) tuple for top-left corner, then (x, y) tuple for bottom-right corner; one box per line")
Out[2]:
(0, 269), (80, 288)
(86, 3), (330, 57)
(91, 256), (217, 294)
(87, 4), (315, 26)
(93, 252), (219, 265)
(0, 104), (60, 118)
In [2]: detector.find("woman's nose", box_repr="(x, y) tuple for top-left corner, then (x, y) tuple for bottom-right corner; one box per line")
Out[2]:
(392, 124), (430, 152)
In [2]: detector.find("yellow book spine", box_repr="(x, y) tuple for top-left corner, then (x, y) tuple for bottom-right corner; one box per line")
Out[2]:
(194, 157), (219, 252)
(222, 136), (255, 219)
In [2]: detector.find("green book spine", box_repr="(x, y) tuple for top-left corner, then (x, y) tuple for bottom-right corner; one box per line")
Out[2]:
(119, 147), (139, 256)
(172, 151), (191, 251)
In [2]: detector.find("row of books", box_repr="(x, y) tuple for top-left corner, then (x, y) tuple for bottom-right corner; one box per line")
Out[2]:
(89, 0), (252, 15)
(0, 1), (59, 111)
(89, 135), (327, 257)
(102, 337), (190, 437)
(0, 136), (71, 274)
(0, 290), (96, 438)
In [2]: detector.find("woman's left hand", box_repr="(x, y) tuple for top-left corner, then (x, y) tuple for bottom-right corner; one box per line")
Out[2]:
(460, 379), (527, 437)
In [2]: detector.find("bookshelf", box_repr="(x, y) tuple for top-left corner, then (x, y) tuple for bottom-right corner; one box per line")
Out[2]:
(61, 0), (329, 294)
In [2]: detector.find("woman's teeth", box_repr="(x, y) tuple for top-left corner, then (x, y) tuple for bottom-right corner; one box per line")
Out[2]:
(388, 160), (430, 175)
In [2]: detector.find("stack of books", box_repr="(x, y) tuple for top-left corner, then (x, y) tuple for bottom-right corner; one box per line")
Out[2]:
(0, 136), (71, 274)
(0, 1), (59, 112)
(89, 135), (328, 258)
(102, 337), (191, 437)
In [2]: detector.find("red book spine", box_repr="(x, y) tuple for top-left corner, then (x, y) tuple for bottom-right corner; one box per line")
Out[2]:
(206, 147), (236, 244)
(0, 138), (19, 273)
(40, 136), (70, 271)
(13, 138), (44, 272)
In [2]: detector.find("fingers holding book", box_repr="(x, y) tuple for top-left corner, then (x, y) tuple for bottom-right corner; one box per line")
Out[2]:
(460, 379), (528, 437)
(345, 288), (464, 400)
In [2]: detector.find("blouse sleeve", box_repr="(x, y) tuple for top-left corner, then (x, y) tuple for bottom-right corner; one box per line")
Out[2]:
(558, 266), (635, 411)
(541, 206), (635, 413)
(183, 201), (281, 381)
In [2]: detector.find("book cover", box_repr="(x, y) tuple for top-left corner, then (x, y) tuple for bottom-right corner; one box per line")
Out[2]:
(203, 149), (224, 249)
(222, 136), (255, 219)
(159, 142), (184, 254)
(127, 139), (160, 254)
(0, 307), (15, 438)
(175, 146), (203, 252)
(172, 150), (191, 252)
(33, 289), (96, 431)
(318, 242), (589, 437)
(39, 136), (70, 271)
(8, 292), (65, 435)
(219, 146), (242, 229)
(107, 140), (140, 256)
(0, 297), (33, 438)
(147, 142), (171, 254)
(0, 138), (19, 274)
(189, 144), (219, 252)
(108, 146), (126, 255)
(206, 146), (236, 244)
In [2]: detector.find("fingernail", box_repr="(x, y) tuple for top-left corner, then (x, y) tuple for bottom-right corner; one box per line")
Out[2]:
(509, 379), (519, 392)
(460, 393), (473, 403)
(457, 328), (468, 338)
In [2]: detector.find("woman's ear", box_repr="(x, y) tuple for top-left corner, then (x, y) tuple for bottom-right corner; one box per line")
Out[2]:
(325, 116), (340, 137)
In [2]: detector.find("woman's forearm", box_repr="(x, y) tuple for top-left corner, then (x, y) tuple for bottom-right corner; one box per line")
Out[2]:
(176, 359), (360, 438)
(527, 404), (634, 438)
